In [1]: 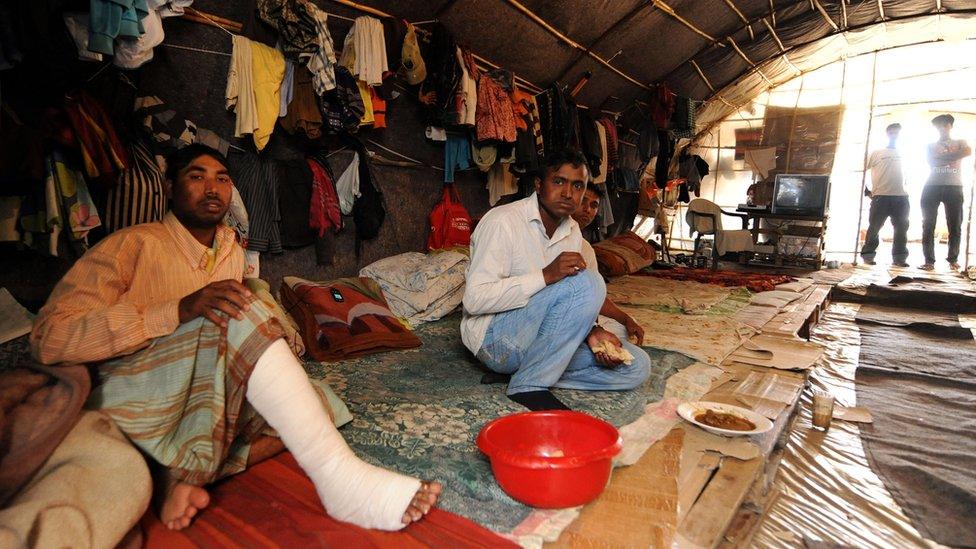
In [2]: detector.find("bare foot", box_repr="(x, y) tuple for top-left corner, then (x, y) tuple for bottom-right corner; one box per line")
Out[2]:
(401, 480), (443, 525)
(160, 482), (210, 530)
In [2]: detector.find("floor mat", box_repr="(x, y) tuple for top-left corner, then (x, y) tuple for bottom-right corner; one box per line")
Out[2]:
(303, 314), (690, 534)
(639, 268), (793, 293)
(855, 307), (976, 547)
(142, 452), (515, 548)
(833, 275), (976, 313)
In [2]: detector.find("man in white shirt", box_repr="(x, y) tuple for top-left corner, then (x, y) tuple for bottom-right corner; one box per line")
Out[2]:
(921, 114), (971, 270)
(461, 150), (651, 411)
(861, 123), (910, 267)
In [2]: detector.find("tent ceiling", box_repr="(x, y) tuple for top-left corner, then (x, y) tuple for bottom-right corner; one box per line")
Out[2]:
(349, 0), (976, 116)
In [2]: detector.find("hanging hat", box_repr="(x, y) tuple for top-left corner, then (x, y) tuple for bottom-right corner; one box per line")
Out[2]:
(399, 24), (427, 85)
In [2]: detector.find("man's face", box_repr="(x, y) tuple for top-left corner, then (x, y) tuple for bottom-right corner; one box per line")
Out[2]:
(572, 189), (601, 229)
(887, 127), (900, 143)
(168, 154), (233, 229)
(935, 122), (952, 140)
(535, 163), (588, 222)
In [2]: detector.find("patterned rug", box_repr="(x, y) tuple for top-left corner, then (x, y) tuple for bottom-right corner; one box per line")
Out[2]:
(304, 314), (694, 533)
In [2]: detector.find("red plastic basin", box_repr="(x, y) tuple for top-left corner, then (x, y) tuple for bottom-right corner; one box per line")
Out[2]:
(476, 410), (622, 508)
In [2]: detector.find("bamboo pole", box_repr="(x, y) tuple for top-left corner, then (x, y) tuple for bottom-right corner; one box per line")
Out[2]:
(852, 52), (879, 266)
(964, 152), (976, 271)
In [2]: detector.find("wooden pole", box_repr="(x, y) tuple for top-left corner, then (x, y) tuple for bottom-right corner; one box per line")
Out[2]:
(852, 52), (879, 266)
(964, 152), (976, 271)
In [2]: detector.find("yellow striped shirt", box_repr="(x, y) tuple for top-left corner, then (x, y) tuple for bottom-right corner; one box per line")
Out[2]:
(31, 212), (245, 365)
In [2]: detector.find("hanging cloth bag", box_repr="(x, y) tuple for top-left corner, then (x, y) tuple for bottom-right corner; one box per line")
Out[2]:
(427, 183), (471, 250)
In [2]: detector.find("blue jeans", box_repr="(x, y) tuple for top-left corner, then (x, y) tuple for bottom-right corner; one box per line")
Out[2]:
(477, 269), (652, 395)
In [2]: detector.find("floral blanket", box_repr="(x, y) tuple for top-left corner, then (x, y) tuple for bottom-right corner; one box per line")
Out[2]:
(304, 315), (693, 533)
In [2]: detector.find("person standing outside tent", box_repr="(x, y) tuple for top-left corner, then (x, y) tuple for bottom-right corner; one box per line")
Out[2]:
(861, 123), (910, 267)
(921, 114), (971, 270)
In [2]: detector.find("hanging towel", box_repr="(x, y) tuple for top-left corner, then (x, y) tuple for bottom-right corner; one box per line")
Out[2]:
(338, 16), (387, 86)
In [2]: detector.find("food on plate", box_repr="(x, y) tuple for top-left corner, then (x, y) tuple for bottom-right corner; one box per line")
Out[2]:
(695, 409), (755, 431)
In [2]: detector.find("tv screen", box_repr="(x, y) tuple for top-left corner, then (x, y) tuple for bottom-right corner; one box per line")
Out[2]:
(772, 174), (830, 216)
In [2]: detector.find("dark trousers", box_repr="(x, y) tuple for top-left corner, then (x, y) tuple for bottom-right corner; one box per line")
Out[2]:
(861, 195), (910, 263)
(921, 185), (964, 264)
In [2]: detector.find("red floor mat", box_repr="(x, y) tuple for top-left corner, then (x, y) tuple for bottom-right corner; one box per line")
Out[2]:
(143, 452), (516, 548)
(639, 267), (793, 292)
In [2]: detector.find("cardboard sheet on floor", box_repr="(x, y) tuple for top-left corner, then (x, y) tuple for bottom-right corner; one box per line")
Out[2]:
(606, 276), (732, 313)
(622, 307), (755, 365)
(775, 278), (815, 293)
(728, 334), (823, 371)
(733, 304), (780, 330)
(549, 429), (682, 548)
(731, 370), (805, 419)
(749, 290), (804, 308)
(0, 288), (33, 345)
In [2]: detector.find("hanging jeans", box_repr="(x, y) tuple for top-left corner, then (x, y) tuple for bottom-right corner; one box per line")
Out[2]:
(921, 185), (964, 264)
(476, 269), (651, 396)
(861, 195), (910, 264)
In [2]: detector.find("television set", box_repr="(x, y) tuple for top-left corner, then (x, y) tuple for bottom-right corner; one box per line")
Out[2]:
(771, 174), (830, 217)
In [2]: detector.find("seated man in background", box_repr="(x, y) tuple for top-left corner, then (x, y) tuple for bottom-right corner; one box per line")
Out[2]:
(572, 183), (646, 345)
(462, 149), (651, 411)
(31, 144), (440, 532)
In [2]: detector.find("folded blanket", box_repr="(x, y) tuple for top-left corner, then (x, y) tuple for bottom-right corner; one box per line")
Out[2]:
(360, 251), (468, 324)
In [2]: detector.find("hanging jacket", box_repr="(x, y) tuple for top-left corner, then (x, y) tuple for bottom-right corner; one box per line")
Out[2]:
(63, 90), (130, 186)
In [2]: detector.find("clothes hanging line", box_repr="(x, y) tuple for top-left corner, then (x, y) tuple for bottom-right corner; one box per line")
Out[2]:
(160, 42), (231, 57)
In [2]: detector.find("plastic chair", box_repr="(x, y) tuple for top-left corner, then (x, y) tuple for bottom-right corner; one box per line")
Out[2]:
(685, 199), (754, 269)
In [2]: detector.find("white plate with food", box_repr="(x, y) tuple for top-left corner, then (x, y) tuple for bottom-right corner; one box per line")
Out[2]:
(677, 401), (773, 437)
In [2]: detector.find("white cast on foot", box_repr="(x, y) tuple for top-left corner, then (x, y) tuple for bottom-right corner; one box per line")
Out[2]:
(246, 339), (421, 530)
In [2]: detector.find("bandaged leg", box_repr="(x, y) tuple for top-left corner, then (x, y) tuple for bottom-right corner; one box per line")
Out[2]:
(246, 339), (421, 530)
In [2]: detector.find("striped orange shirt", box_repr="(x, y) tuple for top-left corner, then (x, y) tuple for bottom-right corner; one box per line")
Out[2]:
(31, 212), (245, 365)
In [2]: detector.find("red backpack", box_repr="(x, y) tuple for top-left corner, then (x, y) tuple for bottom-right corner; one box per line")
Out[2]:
(428, 184), (472, 250)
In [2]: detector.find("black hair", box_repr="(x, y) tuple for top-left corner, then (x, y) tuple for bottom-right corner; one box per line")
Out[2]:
(165, 144), (230, 182)
(886, 123), (901, 132)
(584, 182), (605, 198)
(932, 114), (955, 127)
(539, 148), (590, 180)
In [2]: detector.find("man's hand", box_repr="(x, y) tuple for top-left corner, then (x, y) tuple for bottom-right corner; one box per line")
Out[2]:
(587, 326), (623, 367)
(864, 188), (873, 199)
(543, 252), (587, 285)
(178, 280), (252, 327)
(623, 316), (644, 346)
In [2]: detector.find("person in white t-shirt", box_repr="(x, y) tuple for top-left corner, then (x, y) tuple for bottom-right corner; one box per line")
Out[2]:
(861, 123), (910, 267)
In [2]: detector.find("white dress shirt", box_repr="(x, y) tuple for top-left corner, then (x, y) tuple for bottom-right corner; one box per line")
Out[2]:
(461, 193), (585, 354)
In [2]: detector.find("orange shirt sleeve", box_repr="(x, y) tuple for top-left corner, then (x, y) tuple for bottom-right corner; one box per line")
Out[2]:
(30, 243), (180, 365)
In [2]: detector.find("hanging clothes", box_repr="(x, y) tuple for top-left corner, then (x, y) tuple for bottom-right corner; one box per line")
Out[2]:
(654, 130), (675, 189)
(593, 122), (608, 184)
(45, 148), (101, 242)
(63, 90), (130, 185)
(249, 40), (285, 151)
(650, 85), (676, 129)
(104, 139), (166, 233)
(679, 154), (702, 198)
(280, 68), (323, 138)
(579, 112), (602, 179)
(113, 4), (163, 69)
(596, 182), (614, 230)
(229, 151), (282, 254)
(454, 47), (478, 127)
(277, 160), (315, 248)
(226, 35), (259, 140)
(444, 132), (471, 183)
(135, 96), (231, 157)
(475, 69), (517, 142)
(88, 0), (149, 55)
(637, 120), (659, 162)
(335, 152), (360, 215)
(419, 23), (460, 127)
(370, 87), (387, 129)
(671, 97), (696, 138)
(338, 16), (388, 86)
(356, 81), (375, 126)
(321, 66), (365, 133)
(256, 0), (317, 58)
(279, 59), (295, 117)
(471, 142), (497, 172)
(307, 157), (342, 237)
(487, 162), (518, 206)
(302, 1), (337, 95)
(536, 83), (573, 157)
(512, 88), (543, 173)
(598, 118), (618, 172)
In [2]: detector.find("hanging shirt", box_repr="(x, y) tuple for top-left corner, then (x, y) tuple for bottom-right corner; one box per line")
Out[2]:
(226, 35), (259, 139)
(249, 40), (285, 151)
(302, 1), (337, 95)
(866, 148), (907, 196)
(335, 152), (361, 215)
(461, 193), (585, 354)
